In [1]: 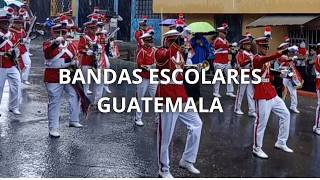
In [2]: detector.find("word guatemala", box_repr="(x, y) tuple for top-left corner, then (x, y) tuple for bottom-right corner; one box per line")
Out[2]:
(59, 68), (262, 113)
(59, 68), (262, 85)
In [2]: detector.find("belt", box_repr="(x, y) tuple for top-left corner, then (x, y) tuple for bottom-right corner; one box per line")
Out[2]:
(261, 78), (270, 83)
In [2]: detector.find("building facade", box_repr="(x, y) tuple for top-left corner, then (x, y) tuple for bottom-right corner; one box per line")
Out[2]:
(153, 0), (320, 50)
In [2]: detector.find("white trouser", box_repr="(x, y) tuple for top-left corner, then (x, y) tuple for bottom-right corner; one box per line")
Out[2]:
(25, 39), (31, 53)
(234, 78), (255, 114)
(135, 78), (158, 121)
(253, 96), (290, 149)
(213, 63), (234, 94)
(283, 78), (298, 110)
(157, 108), (203, 172)
(93, 83), (104, 104)
(0, 67), (21, 111)
(81, 66), (92, 96)
(46, 83), (80, 129)
(21, 52), (31, 81)
(314, 90), (320, 130)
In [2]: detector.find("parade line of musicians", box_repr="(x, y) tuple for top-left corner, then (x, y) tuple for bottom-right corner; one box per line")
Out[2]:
(1, 2), (320, 178)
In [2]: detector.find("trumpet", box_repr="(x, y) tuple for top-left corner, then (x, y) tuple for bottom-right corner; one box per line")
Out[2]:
(184, 60), (211, 71)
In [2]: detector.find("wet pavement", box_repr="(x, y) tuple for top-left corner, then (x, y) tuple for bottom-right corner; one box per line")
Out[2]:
(0, 41), (320, 178)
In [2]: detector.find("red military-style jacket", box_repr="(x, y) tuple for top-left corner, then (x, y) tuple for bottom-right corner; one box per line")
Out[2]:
(136, 46), (156, 79)
(155, 43), (188, 103)
(78, 33), (97, 67)
(236, 50), (254, 76)
(134, 27), (153, 50)
(10, 28), (28, 55)
(43, 40), (77, 83)
(97, 33), (108, 69)
(252, 52), (282, 100)
(0, 30), (19, 68)
(277, 55), (291, 67)
(314, 54), (320, 90)
(213, 37), (229, 64)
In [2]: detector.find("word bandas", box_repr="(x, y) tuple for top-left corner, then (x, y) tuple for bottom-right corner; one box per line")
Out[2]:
(59, 69), (262, 85)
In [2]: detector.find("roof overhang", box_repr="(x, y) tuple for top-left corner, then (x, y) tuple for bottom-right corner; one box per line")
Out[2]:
(246, 15), (320, 28)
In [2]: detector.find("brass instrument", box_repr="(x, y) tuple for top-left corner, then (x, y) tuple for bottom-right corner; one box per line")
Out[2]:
(84, 37), (103, 69)
(184, 60), (211, 72)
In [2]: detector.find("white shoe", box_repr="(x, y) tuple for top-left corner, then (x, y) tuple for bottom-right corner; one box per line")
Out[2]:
(252, 147), (269, 159)
(213, 93), (221, 98)
(9, 109), (22, 115)
(23, 80), (31, 85)
(234, 110), (244, 115)
(158, 170), (174, 178)
(49, 128), (60, 138)
(313, 126), (320, 135)
(179, 159), (200, 174)
(275, 143), (294, 153)
(290, 108), (300, 114)
(226, 92), (236, 98)
(29, 53), (33, 56)
(104, 86), (112, 94)
(135, 119), (144, 126)
(87, 90), (93, 95)
(69, 122), (83, 128)
(248, 112), (257, 118)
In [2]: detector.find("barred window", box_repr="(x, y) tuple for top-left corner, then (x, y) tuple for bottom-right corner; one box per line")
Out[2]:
(288, 27), (320, 49)
(51, 0), (71, 16)
(135, 0), (160, 19)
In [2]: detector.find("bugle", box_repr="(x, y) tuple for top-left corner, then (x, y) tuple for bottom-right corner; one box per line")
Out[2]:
(184, 60), (210, 71)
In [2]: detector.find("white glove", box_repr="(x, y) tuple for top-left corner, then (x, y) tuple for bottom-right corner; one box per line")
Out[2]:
(55, 36), (64, 43)
(87, 50), (94, 56)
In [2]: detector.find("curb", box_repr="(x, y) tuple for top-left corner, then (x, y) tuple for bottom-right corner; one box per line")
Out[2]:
(297, 90), (317, 98)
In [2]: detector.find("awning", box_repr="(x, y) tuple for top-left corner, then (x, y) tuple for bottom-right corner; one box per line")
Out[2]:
(246, 15), (319, 28)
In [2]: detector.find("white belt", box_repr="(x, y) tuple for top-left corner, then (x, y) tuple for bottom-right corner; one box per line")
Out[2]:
(215, 50), (228, 54)
(261, 78), (270, 83)
(0, 52), (6, 56)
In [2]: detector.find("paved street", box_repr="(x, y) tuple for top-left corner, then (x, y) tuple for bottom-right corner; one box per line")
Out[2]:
(0, 41), (320, 178)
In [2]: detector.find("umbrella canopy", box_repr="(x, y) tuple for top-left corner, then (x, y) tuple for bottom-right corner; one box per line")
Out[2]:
(159, 19), (176, 26)
(5, 0), (23, 7)
(187, 22), (215, 34)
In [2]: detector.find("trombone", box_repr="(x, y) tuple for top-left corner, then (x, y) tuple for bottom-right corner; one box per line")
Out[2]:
(184, 60), (210, 72)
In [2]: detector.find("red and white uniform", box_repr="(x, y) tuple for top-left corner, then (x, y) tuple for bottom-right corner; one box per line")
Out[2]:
(0, 30), (21, 112)
(78, 33), (98, 95)
(92, 33), (111, 104)
(135, 46), (158, 122)
(134, 27), (153, 50)
(277, 55), (298, 111)
(155, 43), (202, 173)
(43, 40), (81, 129)
(212, 37), (234, 95)
(234, 50), (255, 115)
(10, 28), (32, 82)
(314, 53), (320, 131)
(252, 53), (291, 149)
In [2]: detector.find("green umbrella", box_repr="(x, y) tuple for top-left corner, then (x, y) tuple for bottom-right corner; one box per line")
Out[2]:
(187, 22), (215, 34)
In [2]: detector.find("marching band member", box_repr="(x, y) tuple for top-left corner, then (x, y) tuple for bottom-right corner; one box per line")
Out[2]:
(134, 16), (154, 50)
(92, 21), (111, 105)
(134, 32), (158, 126)
(212, 23), (236, 98)
(277, 43), (300, 113)
(78, 18), (98, 95)
(10, 11), (32, 85)
(252, 37), (293, 159)
(234, 37), (256, 117)
(155, 29), (202, 178)
(313, 43), (320, 135)
(0, 8), (22, 115)
(43, 22), (83, 138)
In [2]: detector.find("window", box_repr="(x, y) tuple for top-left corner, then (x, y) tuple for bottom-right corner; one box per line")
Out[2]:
(135, 0), (160, 19)
(288, 26), (320, 49)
